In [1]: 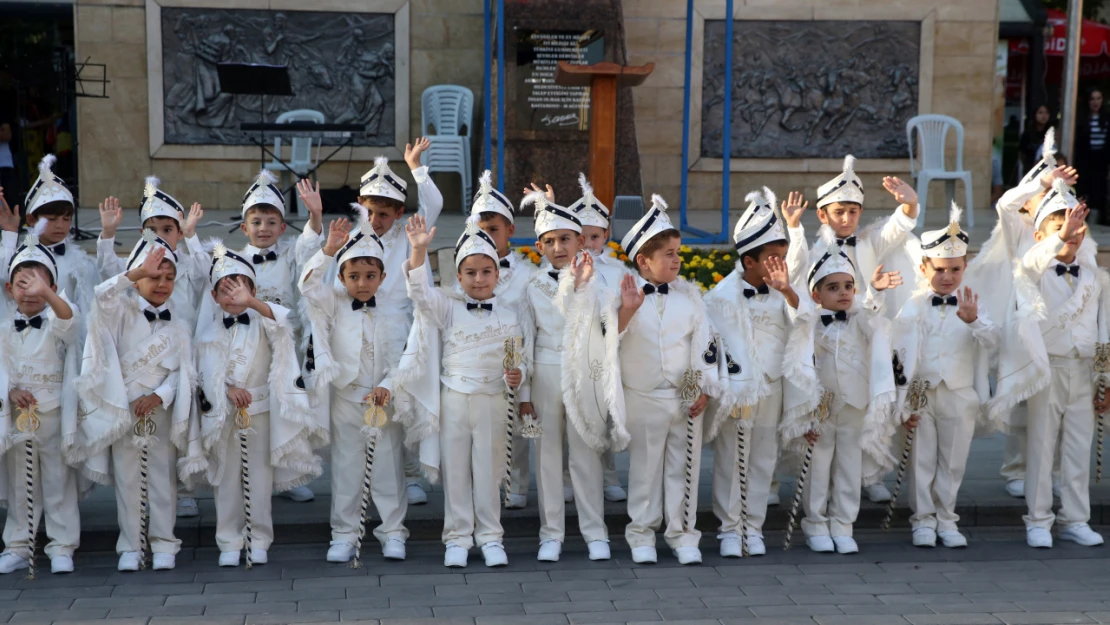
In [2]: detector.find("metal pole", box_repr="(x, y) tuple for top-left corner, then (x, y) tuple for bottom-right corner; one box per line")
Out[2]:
(1060, 0), (1084, 160)
(720, 0), (734, 242)
(483, 0), (492, 172)
(679, 0), (693, 229)
(496, 0), (506, 192)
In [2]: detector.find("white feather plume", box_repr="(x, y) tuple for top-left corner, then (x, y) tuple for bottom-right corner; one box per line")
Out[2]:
(465, 212), (481, 226)
(23, 218), (48, 248)
(651, 194), (668, 212)
(464, 218), (481, 235)
(949, 201), (963, 226)
(842, 154), (856, 174)
(1043, 126), (1057, 166)
(744, 190), (764, 206)
(819, 225), (841, 259)
(212, 241), (228, 259)
(762, 186), (777, 214)
(38, 154), (57, 176)
(1053, 177), (1069, 196)
(141, 228), (158, 243)
(478, 170), (493, 196)
(255, 168), (278, 185)
(350, 203), (371, 232)
(144, 176), (161, 197)
(374, 156), (390, 172)
(520, 189), (548, 211)
(577, 172), (594, 201)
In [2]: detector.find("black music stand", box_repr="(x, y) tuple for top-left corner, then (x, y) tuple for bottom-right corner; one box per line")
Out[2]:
(216, 63), (293, 167)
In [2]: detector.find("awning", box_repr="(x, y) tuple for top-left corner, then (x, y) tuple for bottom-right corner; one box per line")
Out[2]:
(1009, 8), (1110, 56)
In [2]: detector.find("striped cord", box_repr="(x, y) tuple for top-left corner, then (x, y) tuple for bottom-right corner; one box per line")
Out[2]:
(1098, 380), (1105, 484)
(138, 441), (150, 570)
(240, 429), (253, 569)
(736, 425), (748, 558)
(682, 415), (696, 533)
(502, 386), (516, 507)
(24, 440), (36, 580)
(352, 435), (376, 569)
(783, 438), (815, 551)
(881, 429), (915, 531)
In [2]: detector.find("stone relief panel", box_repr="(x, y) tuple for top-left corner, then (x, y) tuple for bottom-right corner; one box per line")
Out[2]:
(700, 20), (920, 159)
(160, 7), (395, 146)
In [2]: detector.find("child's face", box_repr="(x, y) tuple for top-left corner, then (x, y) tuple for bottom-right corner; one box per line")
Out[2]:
(135, 260), (177, 307)
(363, 201), (405, 237)
(812, 273), (856, 311)
(5, 266), (55, 316)
(240, 208), (287, 249)
(456, 255), (498, 301)
(536, 229), (583, 270)
(211, 276), (254, 316)
(581, 225), (609, 253)
(144, 217), (182, 251)
(1023, 190), (1047, 214)
(1035, 213), (1084, 259)
(817, 202), (862, 238)
(478, 216), (514, 257)
(27, 212), (72, 246)
(741, 242), (788, 285)
(920, 256), (966, 296)
(636, 237), (682, 284)
(338, 258), (384, 302)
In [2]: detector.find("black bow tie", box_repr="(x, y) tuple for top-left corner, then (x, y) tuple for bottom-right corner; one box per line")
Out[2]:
(837, 236), (857, 247)
(500, 258), (511, 268)
(466, 302), (493, 312)
(49, 243), (66, 256)
(351, 297), (376, 311)
(1056, 264), (1080, 278)
(643, 283), (669, 295)
(223, 313), (250, 328)
(14, 316), (43, 331)
(932, 295), (958, 307)
(548, 270), (560, 282)
(743, 284), (770, 299)
(253, 250), (278, 265)
(143, 308), (171, 322)
(821, 310), (849, 326)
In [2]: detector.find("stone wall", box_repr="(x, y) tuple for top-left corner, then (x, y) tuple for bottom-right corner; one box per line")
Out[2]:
(74, 0), (484, 212)
(623, 0), (1000, 213)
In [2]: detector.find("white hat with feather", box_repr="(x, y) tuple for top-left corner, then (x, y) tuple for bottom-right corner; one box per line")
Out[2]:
(567, 173), (610, 229)
(209, 241), (256, 288)
(921, 202), (970, 259)
(126, 228), (178, 271)
(1034, 178), (1081, 230)
(808, 229), (856, 291)
(360, 156), (407, 203)
(8, 220), (59, 282)
(733, 187), (786, 257)
(816, 155), (864, 209)
(620, 194), (676, 259)
(526, 191), (581, 236)
(1020, 126), (1057, 186)
(241, 169), (285, 216)
(470, 170), (515, 224)
(336, 204), (386, 268)
(25, 154), (74, 215)
(140, 176), (185, 226)
(454, 218), (500, 269)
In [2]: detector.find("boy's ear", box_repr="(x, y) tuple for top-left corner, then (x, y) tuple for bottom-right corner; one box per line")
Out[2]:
(49, 282), (57, 294)
(1034, 229), (1046, 242)
(277, 222), (288, 235)
(810, 288), (820, 303)
(4, 283), (13, 298)
(535, 239), (545, 255)
(815, 207), (829, 225)
(239, 222), (249, 236)
(507, 223), (516, 237)
(741, 255), (756, 271)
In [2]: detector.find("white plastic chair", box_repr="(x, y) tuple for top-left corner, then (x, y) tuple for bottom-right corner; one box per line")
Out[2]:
(906, 114), (974, 227)
(421, 86), (474, 210)
(264, 109), (325, 213)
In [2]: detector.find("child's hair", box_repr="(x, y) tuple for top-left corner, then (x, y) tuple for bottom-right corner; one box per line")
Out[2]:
(635, 229), (681, 263)
(359, 195), (405, 213)
(1037, 211), (1067, 234)
(31, 201), (74, 219)
(817, 201), (862, 213)
(478, 212), (512, 228)
(244, 204), (285, 221)
(921, 256), (967, 269)
(10, 262), (55, 287)
(143, 215), (182, 232)
(340, 256), (385, 274)
(739, 239), (787, 269)
(214, 274), (255, 291)
(813, 273), (853, 291)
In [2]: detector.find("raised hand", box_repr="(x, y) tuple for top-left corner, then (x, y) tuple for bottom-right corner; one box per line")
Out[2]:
(226, 276), (254, 309)
(99, 196), (123, 239)
(522, 182), (556, 204)
(134, 246), (167, 280)
(296, 179), (324, 234)
(1042, 165), (1079, 188)
(781, 191), (808, 228)
(0, 191), (19, 234)
(1060, 202), (1090, 243)
(882, 176), (917, 206)
(764, 255), (791, 292)
(182, 202), (203, 239)
(956, 286), (979, 324)
(405, 214), (436, 250)
(404, 137), (431, 170)
(571, 250), (594, 288)
(19, 270), (50, 299)
(322, 218), (350, 256)
(620, 273), (645, 311)
(870, 264), (903, 291)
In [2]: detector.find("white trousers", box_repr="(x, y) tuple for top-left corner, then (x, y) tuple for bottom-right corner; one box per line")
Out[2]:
(3, 407), (80, 559)
(602, 450), (620, 488)
(214, 412), (274, 552)
(331, 394), (408, 545)
(1001, 426), (1027, 483)
(802, 403), (864, 538)
(908, 383), (977, 532)
(1024, 357), (1095, 529)
(713, 379), (782, 537)
(624, 388), (702, 549)
(532, 363), (607, 544)
(112, 406), (180, 555)
(440, 387), (507, 549)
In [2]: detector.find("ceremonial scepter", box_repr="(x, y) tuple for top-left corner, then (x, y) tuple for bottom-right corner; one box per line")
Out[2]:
(353, 400), (388, 569)
(732, 405), (752, 557)
(16, 404), (40, 579)
(784, 390), (833, 551)
(236, 407), (254, 569)
(133, 410), (157, 570)
(881, 379), (929, 531)
(1096, 343), (1109, 483)
(501, 337), (521, 506)
(679, 370), (703, 533)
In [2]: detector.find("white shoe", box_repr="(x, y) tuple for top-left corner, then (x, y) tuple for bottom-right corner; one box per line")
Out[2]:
(745, 534), (766, 556)
(603, 485), (627, 502)
(1058, 523), (1104, 546)
(563, 485), (574, 503)
(630, 545), (657, 563)
(50, 555), (73, 574)
(444, 543), (468, 568)
(912, 527), (937, 548)
(673, 546), (702, 565)
(863, 483), (892, 503)
(537, 540), (561, 562)
(1005, 479), (1025, 498)
(382, 538), (406, 560)
(280, 485), (315, 502)
(117, 552), (140, 572)
(587, 540), (610, 561)
(406, 483), (428, 505)
(249, 548), (267, 565)
(719, 534), (742, 558)
(481, 542), (508, 567)
(1026, 526), (1053, 548)
(806, 536), (835, 553)
(767, 490), (780, 506)
(176, 496), (199, 518)
(218, 551), (240, 567)
(152, 553), (175, 570)
(1053, 481), (1062, 498)
(326, 541), (355, 563)
(0, 552), (28, 574)
(938, 530), (968, 548)
(504, 493), (527, 509)
(832, 536), (859, 554)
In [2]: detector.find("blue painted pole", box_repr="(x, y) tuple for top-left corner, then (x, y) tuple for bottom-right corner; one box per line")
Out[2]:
(496, 0), (506, 193)
(721, 0), (734, 241)
(679, 0), (694, 230)
(483, 0), (492, 172)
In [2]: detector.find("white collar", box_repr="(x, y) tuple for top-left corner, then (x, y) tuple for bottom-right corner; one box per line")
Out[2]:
(244, 243), (276, 255)
(143, 301), (170, 314)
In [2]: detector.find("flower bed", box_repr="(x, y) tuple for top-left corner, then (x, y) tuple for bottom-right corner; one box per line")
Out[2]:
(514, 242), (737, 291)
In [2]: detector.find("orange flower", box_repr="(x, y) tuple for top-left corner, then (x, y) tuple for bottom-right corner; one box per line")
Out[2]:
(713, 273), (724, 283)
(619, 254), (628, 262)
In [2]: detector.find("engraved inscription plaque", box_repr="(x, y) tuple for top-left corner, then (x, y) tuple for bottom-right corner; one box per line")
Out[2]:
(514, 29), (604, 132)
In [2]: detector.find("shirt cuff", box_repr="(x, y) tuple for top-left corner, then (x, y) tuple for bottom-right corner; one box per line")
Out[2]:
(788, 226), (806, 242)
(153, 385), (175, 408)
(411, 166), (429, 184)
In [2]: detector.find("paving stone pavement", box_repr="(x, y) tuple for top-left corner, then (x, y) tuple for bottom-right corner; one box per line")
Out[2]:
(3, 527), (1110, 625)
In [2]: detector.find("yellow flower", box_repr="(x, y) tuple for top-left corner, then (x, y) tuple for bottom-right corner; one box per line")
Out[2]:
(692, 255), (701, 262)
(688, 271), (697, 279)
(700, 284), (708, 292)
(619, 254), (628, 262)
(680, 245), (692, 253)
(609, 251), (618, 258)
(608, 241), (620, 250)
(722, 254), (731, 260)
(706, 262), (715, 270)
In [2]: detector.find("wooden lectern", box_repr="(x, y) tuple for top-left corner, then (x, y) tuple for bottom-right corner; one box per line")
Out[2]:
(555, 61), (654, 209)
